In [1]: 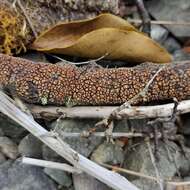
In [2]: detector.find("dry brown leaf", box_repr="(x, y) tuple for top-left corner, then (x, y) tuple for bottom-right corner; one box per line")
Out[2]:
(32, 13), (172, 63)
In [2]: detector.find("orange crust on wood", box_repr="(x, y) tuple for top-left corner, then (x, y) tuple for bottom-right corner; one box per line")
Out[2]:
(0, 53), (190, 106)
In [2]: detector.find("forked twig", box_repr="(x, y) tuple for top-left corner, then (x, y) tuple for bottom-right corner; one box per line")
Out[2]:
(28, 99), (190, 120)
(95, 66), (165, 141)
(114, 66), (165, 115)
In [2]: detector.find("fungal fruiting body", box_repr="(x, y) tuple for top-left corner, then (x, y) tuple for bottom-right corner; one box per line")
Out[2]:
(0, 53), (190, 106)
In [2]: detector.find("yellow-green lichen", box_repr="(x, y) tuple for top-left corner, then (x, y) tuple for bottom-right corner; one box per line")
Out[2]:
(0, 4), (27, 54)
(64, 96), (78, 107)
(40, 95), (48, 105)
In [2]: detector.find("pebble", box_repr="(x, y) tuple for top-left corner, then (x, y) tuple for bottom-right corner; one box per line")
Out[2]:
(73, 173), (111, 190)
(0, 160), (57, 190)
(91, 141), (124, 165)
(124, 140), (190, 189)
(44, 168), (72, 187)
(0, 116), (26, 143)
(146, 0), (190, 41)
(18, 134), (43, 158)
(0, 137), (19, 159)
(49, 119), (102, 157)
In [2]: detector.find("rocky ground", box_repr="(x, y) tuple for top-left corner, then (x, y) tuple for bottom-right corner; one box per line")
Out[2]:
(1, 0), (190, 190)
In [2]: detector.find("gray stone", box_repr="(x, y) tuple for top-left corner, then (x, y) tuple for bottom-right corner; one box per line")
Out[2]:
(151, 25), (169, 44)
(50, 119), (103, 157)
(114, 119), (130, 132)
(42, 144), (66, 162)
(43, 119), (130, 162)
(0, 137), (19, 159)
(0, 160), (57, 190)
(184, 135), (190, 149)
(58, 186), (74, 190)
(0, 160), (13, 188)
(115, 119), (150, 134)
(91, 141), (124, 165)
(184, 176), (190, 181)
(146, 0), (190, 40)
(124, 140), (190, 189)
(173, 49), (190, 61)
(132, 179), (160, 190)
(18, 134), (43, 158)
(68, 186), (75, 190)
(178, 114), (190, 135)
(0, 115), (26, 142)
(132, 178), (176, 190)
(73, 173), (111, 190)
(44, 168), (72, 187)
(180, 114), (190, 147)
(86, 0), (119, 14)
(20, 52), (49, 63)
(0, 152), (6, 164)
(182, 177), (190, 189)
(0, 128), (4, 137)
(62, 186), (74, 190)
(163, 37), (181, 53)
(133, 176), (187, 190)
(43, 118), (146, 163)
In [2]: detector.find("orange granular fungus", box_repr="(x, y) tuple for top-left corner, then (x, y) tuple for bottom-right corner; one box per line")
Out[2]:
(1, 54), (190, 106)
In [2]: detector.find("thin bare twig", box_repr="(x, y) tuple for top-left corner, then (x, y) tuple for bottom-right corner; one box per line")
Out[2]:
(94, 66), (165, 142)
(28, 99), (190, 120)
(69, 132), (126, 138)
(146, 139), (164, 190)
(22, 157), (81, 174)
(94, 66), (165, 141)
(101, 163), (190, 187)
(135, 0), (151, 36)
(54, 53), (109, 66)
(128, 18), (190, 26)
(105, 65), (165, 122)
(54, 132), (146, 138)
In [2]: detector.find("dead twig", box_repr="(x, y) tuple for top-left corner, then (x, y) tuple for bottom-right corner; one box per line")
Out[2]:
(53, 53), (109, 66)
(101, 163), (190, 187)
(114, 66), (165, 114)
(135, 0), (151, 36)
(13, 96), (34, 119)
(128, 18), (190, 26)
(146, 139), (164, 190)
(52, 132), (148, 138)
(95, 66), (165, 142)
(22, 157), (81, 174)
(28, 99), (190, 120)
(147, 98), (179, 160)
